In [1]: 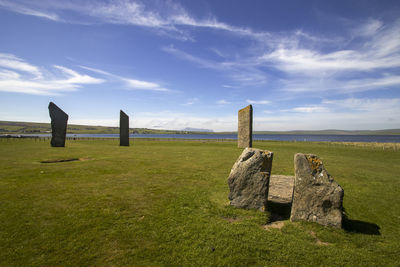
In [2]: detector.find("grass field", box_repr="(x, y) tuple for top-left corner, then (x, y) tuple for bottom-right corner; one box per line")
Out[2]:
(0, 139), (399, 266)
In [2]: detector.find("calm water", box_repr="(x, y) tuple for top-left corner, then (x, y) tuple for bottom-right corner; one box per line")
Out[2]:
(19, 133), (400, 143)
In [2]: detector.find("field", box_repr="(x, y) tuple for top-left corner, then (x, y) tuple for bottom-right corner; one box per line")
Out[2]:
(0, 139), (399, 265)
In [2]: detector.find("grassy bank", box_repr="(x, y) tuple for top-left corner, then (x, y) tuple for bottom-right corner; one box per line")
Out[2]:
(0, 139), (399, 265)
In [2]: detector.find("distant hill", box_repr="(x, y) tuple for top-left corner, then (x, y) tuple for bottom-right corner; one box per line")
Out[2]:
(0, 121), (211, 135)
(252, 129), (400, 135)
(1, 120), (399, 135)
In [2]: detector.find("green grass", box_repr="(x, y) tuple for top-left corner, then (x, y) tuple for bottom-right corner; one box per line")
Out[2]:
(0, 139), (399, 266)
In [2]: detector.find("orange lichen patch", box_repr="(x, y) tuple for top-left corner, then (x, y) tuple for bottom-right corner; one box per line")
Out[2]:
(306, 155), (322, 172)
(238, 105), (252, 113)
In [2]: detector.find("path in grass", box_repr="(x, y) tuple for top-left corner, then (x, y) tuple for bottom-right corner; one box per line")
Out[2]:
(0, 139), (399, 265)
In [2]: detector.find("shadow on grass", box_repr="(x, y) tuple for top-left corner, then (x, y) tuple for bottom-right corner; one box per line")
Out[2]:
(342, 217), (381, 235)
(266, 201), (292, 223)
(266, 202), (381, 235)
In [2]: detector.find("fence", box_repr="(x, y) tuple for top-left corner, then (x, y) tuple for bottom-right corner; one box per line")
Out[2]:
(1, 135), (399, 150)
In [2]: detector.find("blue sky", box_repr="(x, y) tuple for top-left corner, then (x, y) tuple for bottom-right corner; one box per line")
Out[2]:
(0, 0), (399, 131)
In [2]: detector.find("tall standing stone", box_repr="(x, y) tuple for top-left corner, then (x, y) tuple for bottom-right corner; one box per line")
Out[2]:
(228, 148), (273, 211)
(48, 102), (68, 147)
(290, 153), (344, 228)
(120, 110), (129, 146)
(238, 105), (253, 148)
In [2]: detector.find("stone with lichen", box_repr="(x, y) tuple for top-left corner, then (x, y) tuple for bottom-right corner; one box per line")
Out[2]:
(228, 148), (273, 211)
(290, 153), (344, 228)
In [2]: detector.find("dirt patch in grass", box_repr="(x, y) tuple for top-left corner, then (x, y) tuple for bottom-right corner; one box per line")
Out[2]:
(310, 231), (331, 246)
(263, 221), (286, 230)
(221, 216), (241, 223)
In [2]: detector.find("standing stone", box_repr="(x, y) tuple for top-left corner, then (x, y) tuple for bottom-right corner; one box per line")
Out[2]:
(120, 110), (129, 146)
(238, 105), (253, 148)
(228, 148), (273, 211)
(290, 153), (344, 228)
(48, 102), (68, 147)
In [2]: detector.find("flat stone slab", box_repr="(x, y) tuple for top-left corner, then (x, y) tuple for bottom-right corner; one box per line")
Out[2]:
(268, 175), (294, 204)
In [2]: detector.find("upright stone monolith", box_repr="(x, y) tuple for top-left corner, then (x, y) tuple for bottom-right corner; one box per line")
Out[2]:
(48, 102), (68, 147)
(228, 148), (273, 211)
(238, 105), (253, 148)
(120, 110), (129, 146)
(290, 153), (344, 228)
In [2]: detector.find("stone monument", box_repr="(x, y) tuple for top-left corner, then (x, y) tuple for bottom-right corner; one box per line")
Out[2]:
(238, 105), (253, 148)
(120, 110), (129, 146)
(48, 102), (68, 147)
(228, 148), (273, 211)
(290, 153), (344, 228)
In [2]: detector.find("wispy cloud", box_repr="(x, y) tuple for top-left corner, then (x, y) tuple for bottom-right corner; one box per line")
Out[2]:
(0, 0), (270, 41)
(246, 99), (270, 105)
(322, 97), (400, 112)
(79, 65), (170, 92)
(0, 53), (42, 79)
(285, 106), (329, 113)
(216, 99), (231, 105)
(2, 0), (400, 103)
(0, 53), (103, 95)
(163, 45), (268, 85)
(182, 97), (198, 106)
(0, 0), (59, 21)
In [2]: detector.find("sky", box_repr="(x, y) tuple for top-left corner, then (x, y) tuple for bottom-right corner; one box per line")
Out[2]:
(0, 0), (399, 132)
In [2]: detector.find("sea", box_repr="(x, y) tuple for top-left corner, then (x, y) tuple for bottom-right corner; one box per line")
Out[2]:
(17, 133), (400, 143)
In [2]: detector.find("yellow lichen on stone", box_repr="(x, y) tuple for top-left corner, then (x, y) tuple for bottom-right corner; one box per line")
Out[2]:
(306, 155), (322, 172)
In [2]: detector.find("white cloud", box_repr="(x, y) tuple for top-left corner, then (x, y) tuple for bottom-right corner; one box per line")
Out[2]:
(216, 99), (231, 105)
(163, 46), (268, 85)
(79, 65), (170, 92)
(0, 0), (269, 41)
(322, 97), (400, 112)
(258, 19), (400, 80)
(0, 53), (103, 95)
(246, 99), (270, 105)
(182, 97), (198, 106)
(0, 53), (42, 79)
(133, 111), (237, 132)
(123, 78), (168, 91)
(0, 0), (59, 21)
(288, 106), (329, 113)
(354, 18), (383, 37)
(53, 65), (104, 84)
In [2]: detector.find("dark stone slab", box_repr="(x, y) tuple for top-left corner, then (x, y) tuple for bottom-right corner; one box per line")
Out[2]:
(238, 105), (253, 148)
(290, 153), (344, 228)
(120, 110), (129, 146)
(48, 102), (68, 147)
(228, 148), (273, 211)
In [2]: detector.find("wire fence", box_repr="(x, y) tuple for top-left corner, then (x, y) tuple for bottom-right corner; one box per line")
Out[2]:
(1, 135), (399, 150)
